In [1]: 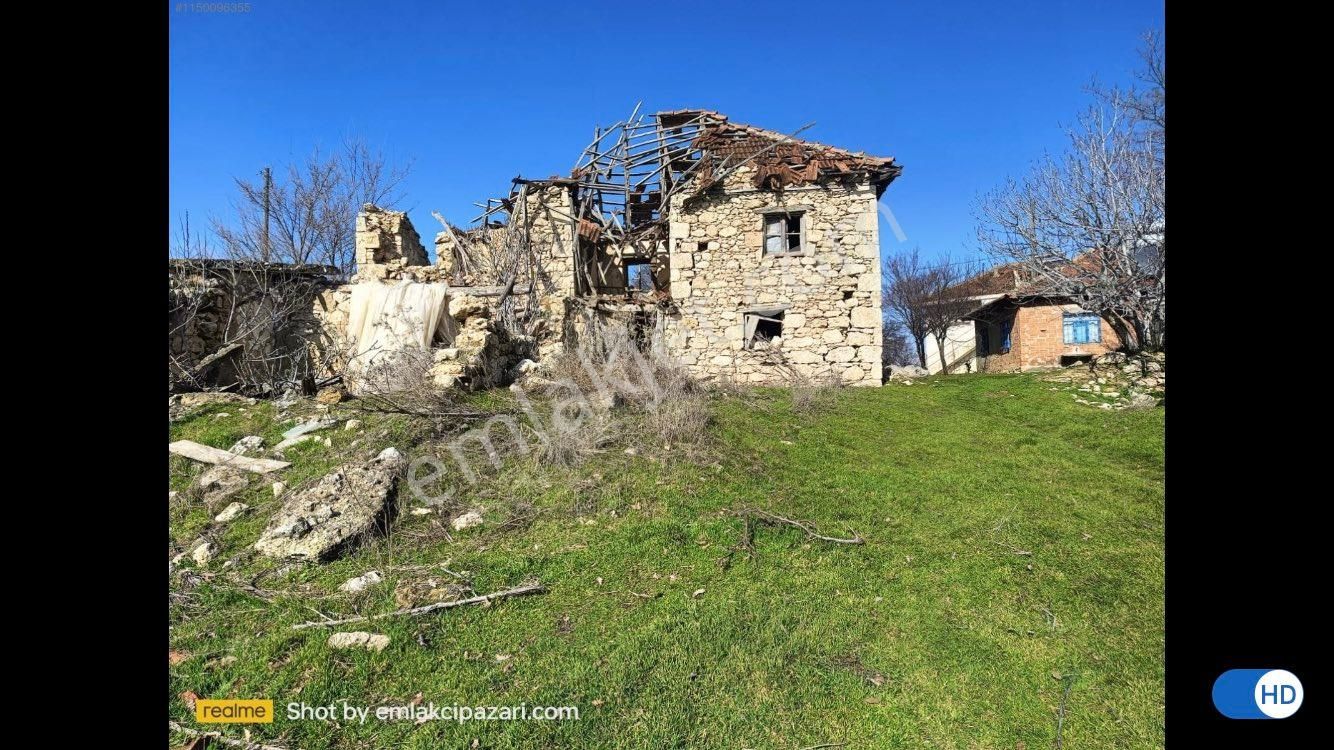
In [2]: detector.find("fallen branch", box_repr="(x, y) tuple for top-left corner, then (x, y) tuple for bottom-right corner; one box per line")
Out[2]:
(733, 508), (864, 545)
(798, 744), (846, 750)
(1054, 672), (1076, 750)
(169, 721), (291, 750)
(290, 582), (545, 630)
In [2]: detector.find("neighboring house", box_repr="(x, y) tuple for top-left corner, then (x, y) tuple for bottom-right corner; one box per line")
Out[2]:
(923, 264), (1125, 374)
(923, 321), (981, 374)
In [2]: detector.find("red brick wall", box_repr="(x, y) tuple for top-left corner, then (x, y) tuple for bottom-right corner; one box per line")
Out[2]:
(1015, 303), (1121, 370)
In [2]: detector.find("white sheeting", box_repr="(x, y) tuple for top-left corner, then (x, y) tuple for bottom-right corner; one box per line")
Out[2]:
(343, 280), (457, 391)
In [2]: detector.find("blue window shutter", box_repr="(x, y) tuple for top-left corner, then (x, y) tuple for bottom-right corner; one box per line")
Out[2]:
(1063, 313), (1101, 344)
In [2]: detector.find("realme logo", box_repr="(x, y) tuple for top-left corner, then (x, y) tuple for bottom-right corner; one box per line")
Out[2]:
(196, 699), (275, 724)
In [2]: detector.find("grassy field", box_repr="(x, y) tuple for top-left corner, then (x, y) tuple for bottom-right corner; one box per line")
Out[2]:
(168, 373), (1164, 749)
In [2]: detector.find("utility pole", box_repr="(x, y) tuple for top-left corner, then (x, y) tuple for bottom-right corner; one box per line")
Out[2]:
(261, 166), (272, 262)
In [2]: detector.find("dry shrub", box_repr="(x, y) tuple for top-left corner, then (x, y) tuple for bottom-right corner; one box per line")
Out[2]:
(640, 374), (711, 452)
(753, 343), (842, 414)
(788, 369), (840, 415)
(534, 403), (614, 468)
(537, 308), (713, 459)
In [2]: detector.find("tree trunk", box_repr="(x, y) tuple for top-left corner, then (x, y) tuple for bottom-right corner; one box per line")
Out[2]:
(914, 336), (928, 369)
(934, 333), (951, 375)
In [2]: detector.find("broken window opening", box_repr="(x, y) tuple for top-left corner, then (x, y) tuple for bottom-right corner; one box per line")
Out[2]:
(743, 309), (785, 350)
(763, 212), (804, 256)
(626, 260), (654, 292)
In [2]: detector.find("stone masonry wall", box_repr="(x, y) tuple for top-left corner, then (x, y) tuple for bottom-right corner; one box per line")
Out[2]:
(355, 205), (428, 272)
(663, 167), (883, 385)
(317, 176), (886, 390)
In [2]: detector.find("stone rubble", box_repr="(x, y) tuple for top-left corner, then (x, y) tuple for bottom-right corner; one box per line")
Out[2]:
(214, 502), (250, 523)
(1045, 352), (1165, 411)
(338, 570), (384, 594)
(253, 447), (408, 561)
(227, 436), (265, 456)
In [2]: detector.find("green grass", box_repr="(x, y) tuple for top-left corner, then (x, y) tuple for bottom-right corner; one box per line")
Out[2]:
(169, 374), (1163, 749)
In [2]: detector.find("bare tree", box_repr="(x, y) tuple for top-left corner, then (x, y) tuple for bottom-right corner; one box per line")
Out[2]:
(170, 213), (335, 396)
(881, 322), (913, 368)
(882, 248), (934, 368)
(920, 257), (983, 375)
(213, 137), (413, 275)
(976, 30), (1164, 352)
(170, 138), (413, 395)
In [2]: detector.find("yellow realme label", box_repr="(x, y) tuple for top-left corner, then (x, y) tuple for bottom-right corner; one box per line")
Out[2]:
(196, 699), (275, 723)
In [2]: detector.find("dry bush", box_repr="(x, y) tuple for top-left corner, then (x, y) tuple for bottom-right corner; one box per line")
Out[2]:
(788, 369), (841, 415)
(533, 403), (614, 468)
(536, 308), (714, 459)
(345, 336), (493, 427)
(752, 343), (841, 414)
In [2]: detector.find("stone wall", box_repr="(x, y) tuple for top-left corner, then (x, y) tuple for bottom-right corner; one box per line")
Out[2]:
(355, 205), (428, 273)
(170, 261), (332, 392)
(316, 174), (887, 391)
(662, 167), (883, 385)
(428, 295), (535, 390)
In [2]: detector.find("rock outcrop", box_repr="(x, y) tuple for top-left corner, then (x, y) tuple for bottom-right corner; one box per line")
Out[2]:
(254, 447), (407, 561)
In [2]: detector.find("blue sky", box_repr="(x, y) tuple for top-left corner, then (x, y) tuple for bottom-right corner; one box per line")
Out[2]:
(169, 0), (1163, 266)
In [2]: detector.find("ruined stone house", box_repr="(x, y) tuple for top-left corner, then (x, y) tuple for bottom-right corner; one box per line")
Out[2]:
(314, 109), (902, 389)
(169, 258), (339, 392)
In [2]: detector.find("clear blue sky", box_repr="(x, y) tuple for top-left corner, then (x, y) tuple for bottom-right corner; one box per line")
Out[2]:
(169, 0), (1163, 266)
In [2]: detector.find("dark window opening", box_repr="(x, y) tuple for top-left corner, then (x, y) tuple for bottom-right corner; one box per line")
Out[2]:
(629, 311), (653, 353)
(977, 325), (990, 356)
(763, 212), (804, 256)
(743, 309), (785, 350)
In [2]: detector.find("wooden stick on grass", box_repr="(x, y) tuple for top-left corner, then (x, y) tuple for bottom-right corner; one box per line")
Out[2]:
(734, 508), (864, 545)
(290, 582), (545, 630)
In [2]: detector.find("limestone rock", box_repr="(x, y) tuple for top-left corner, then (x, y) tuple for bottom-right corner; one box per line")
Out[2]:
(887, 365), (928, 381)
(338, 570), (384, 593)
(327, 632), (390, 652)
(316, 386), (349, 405)
(227, 436), (265, 456)
(451, 510), (484, 532)
(191, 541), (217, 566)
(394, 577), (470, 608)
(196, 466), (250, 506)
(253, 448), (408, 561)
(214, 502), (250, 523)
(449, 294), (489, 321)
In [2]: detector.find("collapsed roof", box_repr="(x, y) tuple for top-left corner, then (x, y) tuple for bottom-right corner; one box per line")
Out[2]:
(469, 107), (902, 245)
